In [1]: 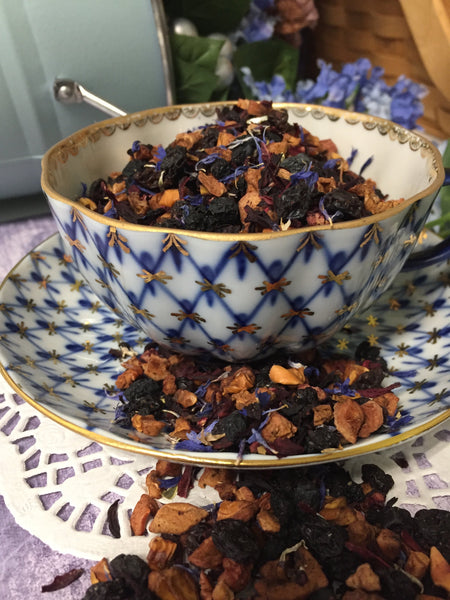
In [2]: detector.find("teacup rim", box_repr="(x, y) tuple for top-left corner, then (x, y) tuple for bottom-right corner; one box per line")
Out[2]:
(41, 101), (445, 240)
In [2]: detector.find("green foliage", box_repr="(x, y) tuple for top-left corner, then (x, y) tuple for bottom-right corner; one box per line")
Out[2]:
(164, 0), (251, 35)
(424, 141), (450, 237)
(169, 34), (224, 103)
(233, 39), (299, 97)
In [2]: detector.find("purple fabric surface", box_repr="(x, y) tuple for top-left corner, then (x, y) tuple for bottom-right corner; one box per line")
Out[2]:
(0, 497), (94, 599)
(0, 216), (96, 598)
(0, 215), (57, 282)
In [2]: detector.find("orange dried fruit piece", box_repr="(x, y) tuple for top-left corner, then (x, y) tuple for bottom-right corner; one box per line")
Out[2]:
(218, 557), (253, 593)
(358, 400), (384, 439)
(429, 546), (450, 592)
(333, 398), (365, 444)
(216, 499), (259, 522)
(197, 170), (227, 197)
(129, 493), (159, 535)
(188, 536), (223, 570)
(147, 536), (178, 570)
(345, 562), (381, 592)
(148, 502), (208, 535)
(131, 414), (166, 436)
(90, 557), (111, 584)
(148, 565), (200, 600)
(269, 364), (306, 385)
(404, 550), (430, 580)
(260, 411), (297, 444)
(198, 467), (235, 490)
(221, 366), (255, 395)
(372, 391), (399, 417)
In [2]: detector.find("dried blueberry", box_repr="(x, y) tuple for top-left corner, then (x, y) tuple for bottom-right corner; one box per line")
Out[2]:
(378, 567), (421, 600)
(361, 463), (394, 495)
(159, 145), (187, 185)
(210, 157), (233, 180)
(322, 548), (363, 582)
(211, 519), (259, 562)
(292, 478), (322, 512)
(231, 138), (257, 165)
(206, 196), (240, 231)
(274, 181), (314, 222)
(121, 159), (147, 185)
(81, 580), (133, 600)
(182, 521), (211, 555)
(121, 378), (164, 424)
(211, 411), (247, 446)
(280, 153), (312, 173)
(298, 514), (348, 561)
(413, 508), (450, 560)
(365, 505), (414, 533)
(322, 188), (366, 221)
(355, 341), (382, 363)
(183, 203), (208, 231)
(109, 554), (150, 590)
(306, 426), (341, 453)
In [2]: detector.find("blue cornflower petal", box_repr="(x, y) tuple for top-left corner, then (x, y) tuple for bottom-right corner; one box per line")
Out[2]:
(347, 148), (358, 166)
(255, 389), (272, 408)
(158, 476), (182, 489)
(175, 439), (214, 452)
(154, 145), (166, 171)
(247, 428), (274, 453)
(319, 197), (333, 224)
(325, 377), (356, 396)
(195, 153), (221, 171)
(359, 155), (374, 176)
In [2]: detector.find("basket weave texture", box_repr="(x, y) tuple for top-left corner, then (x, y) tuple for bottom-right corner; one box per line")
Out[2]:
(313, 0), (450, 138)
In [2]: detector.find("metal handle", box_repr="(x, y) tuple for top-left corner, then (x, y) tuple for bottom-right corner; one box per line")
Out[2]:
(53, 78), (127, 118)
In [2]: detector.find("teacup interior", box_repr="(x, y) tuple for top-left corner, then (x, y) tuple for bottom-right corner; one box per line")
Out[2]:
(45, 105), (440, 212)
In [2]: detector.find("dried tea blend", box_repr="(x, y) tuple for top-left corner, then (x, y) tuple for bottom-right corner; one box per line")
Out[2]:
(78, 99), (403, 232)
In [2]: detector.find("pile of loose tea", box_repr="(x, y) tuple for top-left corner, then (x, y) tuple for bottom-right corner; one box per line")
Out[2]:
(79, 461), (450, 599)
(78, 98), (403, 232)
(111, 341), (403, 458)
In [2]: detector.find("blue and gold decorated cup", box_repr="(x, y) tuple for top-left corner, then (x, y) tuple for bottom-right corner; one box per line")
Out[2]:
(41, 102), (448, 361)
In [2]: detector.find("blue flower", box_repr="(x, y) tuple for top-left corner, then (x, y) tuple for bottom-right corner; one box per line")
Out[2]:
(232, 1), (275, 43)
(242, 58), (427, 131)
(241, 67), (294, 102)
(389, 76), (427, 130)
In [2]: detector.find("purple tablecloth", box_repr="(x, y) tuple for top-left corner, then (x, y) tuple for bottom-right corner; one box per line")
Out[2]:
(0, 216), (94, 599)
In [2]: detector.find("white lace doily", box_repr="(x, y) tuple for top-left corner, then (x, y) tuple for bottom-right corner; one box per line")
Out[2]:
(0, 375), (217, 561)
(0, 373), (448, 562)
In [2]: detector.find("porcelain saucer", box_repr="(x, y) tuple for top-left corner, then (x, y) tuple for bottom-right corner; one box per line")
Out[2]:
(0, 234), (449, 467)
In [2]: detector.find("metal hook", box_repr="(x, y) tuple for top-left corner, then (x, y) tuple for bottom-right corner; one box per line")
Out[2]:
(53, 78), (127, 117)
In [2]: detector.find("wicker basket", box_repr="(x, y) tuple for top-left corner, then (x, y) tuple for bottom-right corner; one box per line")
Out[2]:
(312, 0), (450, 138)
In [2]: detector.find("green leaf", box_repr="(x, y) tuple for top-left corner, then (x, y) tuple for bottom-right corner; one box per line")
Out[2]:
(425, 140), (450, 237)
(233, 39), (299, 96)
(164, 0), (251, 35)
(170, 34), (224, 103)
